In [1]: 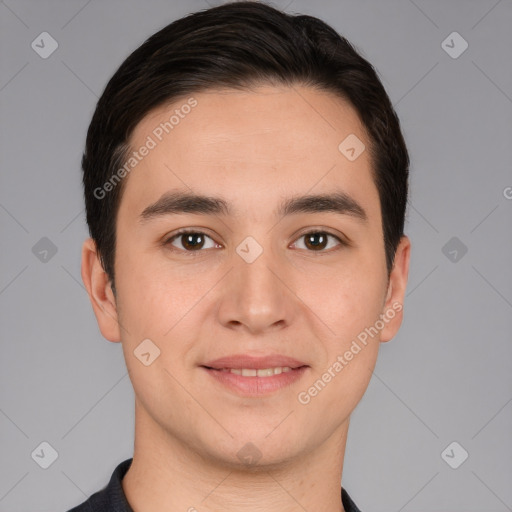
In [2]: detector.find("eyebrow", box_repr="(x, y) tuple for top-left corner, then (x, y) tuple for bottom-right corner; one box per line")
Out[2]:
(139, 190), (368, 224)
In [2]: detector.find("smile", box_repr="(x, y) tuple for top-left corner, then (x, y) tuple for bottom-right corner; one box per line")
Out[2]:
(202, 365), (309, 396)
(215, 366), (295, 377)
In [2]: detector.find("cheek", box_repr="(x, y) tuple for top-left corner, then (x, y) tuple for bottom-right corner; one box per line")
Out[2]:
(297, 259), (385, 336)
(299, 283), (382, 417)
(114, 243), (169, 335)
(114, 244), (216, 341)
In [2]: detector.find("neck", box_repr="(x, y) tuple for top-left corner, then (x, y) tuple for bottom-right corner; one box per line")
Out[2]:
(122, 398), (349, 512)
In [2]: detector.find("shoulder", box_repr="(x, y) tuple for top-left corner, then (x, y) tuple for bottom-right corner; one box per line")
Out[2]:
(342, 486), (363, 512)
(65, 458), (133, 512)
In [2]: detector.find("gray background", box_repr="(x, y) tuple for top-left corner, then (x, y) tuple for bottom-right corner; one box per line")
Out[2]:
(1, 0), (511, 510)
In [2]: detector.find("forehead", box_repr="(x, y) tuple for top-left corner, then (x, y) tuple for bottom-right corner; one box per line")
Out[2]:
(121, 85), (380, 223)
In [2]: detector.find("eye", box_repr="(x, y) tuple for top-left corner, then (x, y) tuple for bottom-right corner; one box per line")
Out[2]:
(163, 229), (346, 255)
(165, 230), (219, 253)
(291, 230), (345, 252)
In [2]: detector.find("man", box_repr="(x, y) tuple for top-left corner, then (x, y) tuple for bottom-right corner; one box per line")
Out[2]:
(70, 1), (410, 510)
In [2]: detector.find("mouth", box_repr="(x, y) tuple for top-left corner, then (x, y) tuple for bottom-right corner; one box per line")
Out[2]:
(202, 365), (307, 376)
(200, 364), (309, 396)
(202, 353), (308, 371)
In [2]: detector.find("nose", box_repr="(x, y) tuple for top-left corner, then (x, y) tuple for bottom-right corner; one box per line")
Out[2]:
(216, 242), (296, 335)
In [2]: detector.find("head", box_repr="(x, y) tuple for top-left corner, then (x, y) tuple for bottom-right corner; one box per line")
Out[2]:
(81, 1), (410, 469)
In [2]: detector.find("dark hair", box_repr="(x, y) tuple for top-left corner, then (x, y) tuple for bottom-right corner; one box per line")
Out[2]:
(82, 0), (409, 289)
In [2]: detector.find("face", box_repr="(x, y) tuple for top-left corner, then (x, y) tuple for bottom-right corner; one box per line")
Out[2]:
(83, 84), (410, 468)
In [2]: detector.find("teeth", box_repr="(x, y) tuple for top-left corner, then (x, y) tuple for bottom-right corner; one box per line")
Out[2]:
(220, 366), (294, 377)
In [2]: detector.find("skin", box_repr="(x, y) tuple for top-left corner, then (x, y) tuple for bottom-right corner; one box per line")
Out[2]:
(81, 84), (410, 512)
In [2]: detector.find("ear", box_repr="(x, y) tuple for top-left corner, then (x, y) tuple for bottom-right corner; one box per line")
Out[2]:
(81, 237), (121, 342)
(379, 235), (411, 343)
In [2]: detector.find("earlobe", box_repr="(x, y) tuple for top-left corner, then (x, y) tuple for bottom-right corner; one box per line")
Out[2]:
(81, 238), (122, 342)
(379, 235), (411, 343)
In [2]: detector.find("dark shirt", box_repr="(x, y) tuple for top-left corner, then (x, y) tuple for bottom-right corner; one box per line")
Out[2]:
(67, 458), (362, 512)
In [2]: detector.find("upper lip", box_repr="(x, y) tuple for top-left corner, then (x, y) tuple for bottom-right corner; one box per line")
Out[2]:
(202, 354), (308, 370)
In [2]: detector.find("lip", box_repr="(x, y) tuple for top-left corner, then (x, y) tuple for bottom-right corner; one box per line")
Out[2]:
(201, 365), (309, 396)
(200, 354), (309, 397)
(201, 354), (308, 370)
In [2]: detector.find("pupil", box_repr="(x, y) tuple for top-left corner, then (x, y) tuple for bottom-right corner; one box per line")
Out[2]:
(183, 233), (204, 250)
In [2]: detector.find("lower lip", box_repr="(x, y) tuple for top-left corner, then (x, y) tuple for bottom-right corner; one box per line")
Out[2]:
(201, 366), (309, 396)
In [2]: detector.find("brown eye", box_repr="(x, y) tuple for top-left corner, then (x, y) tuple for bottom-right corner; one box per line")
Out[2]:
(304, 232), (328, 250)
(293, 231), (344, 252)
(166, 231), (217, 252)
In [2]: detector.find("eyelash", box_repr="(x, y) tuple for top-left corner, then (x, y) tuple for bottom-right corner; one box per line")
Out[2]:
(163, 229), (347, 256)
